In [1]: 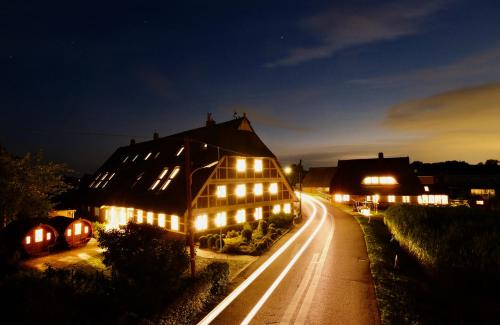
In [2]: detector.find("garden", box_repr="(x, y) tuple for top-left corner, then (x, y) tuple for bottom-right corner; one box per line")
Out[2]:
(197, 213), (296, 255)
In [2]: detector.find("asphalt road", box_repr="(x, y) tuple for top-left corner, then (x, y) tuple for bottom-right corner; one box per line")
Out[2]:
(199, 194), (379, 325)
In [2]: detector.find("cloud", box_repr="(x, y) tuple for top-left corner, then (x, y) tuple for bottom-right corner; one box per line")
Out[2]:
(383, 82), (500, 162)
(351, 46), (500, 87)
(266, 0), (451, 67)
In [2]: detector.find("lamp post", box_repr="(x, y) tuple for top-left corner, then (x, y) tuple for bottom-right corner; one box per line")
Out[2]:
(184, 137), (218, 278)
(284, 161), (302, 219)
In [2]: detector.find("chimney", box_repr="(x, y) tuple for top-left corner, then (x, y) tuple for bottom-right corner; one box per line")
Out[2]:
(153, 131), (159, 140)
(206, 113), (216, 126)
(130, 139), (136, 146)
(378, 152), (384, 159)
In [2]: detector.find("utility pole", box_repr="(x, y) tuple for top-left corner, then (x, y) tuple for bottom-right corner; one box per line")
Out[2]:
(184, 137), (196, 278)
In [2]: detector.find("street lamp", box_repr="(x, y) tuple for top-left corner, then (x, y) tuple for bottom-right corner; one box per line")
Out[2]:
(284, 166), (292, 175)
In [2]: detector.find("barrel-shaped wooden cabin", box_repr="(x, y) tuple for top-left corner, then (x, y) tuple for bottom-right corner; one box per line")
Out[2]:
(1, 219), (58, 256)
(48, 217), (93, 248)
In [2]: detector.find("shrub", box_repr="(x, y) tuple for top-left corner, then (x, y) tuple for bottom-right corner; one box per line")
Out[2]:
(241, 228), (253, 242)
(269, 213), (294, 229)
(215, 238), (225, 250)
(226, 230), (239, 238)
(207, 235), (216, 249)
(222, 242), (241, 254)
(199, 236), (208, 248)
(257, 219), (268, 236)
(91, 221), (106, 240)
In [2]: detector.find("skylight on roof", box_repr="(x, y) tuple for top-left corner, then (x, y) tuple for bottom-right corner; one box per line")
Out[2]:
(154, 152), (160, 159)
(123, 156), (129, 163)
(176, 146), (184, 156)
(150, 167), (169, 190)
(160, 166), (180, 190)
(144, 152), (152, 160)
(132, 154), (139, 162)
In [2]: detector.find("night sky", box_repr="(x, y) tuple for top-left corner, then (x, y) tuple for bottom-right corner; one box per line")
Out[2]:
(2, 0), (500, 174)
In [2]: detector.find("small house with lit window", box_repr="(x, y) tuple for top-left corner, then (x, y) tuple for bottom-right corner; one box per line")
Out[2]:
(330, 153), (448, 206)
(84, 115), (296, 234)
(48, 217), (93, 248)
(302, 167), (337, 194)
(1, 219), (58, 256)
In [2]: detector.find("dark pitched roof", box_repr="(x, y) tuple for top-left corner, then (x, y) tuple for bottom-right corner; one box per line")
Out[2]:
(85, 117), (275, 214)
(331, 156), (423, 195)
(302, 167), (337, 188)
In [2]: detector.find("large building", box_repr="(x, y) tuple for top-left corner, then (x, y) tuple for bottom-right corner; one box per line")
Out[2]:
(302, 167), (337, 194)
(330, 153), (448, 206)
(84, 115), (296, 234)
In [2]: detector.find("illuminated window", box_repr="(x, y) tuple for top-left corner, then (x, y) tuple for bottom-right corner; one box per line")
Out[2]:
(418, 195), (448, 206)
(269, 183), (278, 194)
(132, 154), (139, 162)
(75, 223), (82, 235)
(236, 158), (246, 172)
(35, 229), (43, 243)
(272, 204), (281, 215)
(388, 195), (396, 203)
(254, 159), (263, 172)
(253, 183), (263, 196)
(137, 210), (144, 223)
(161, 166), (180, 190)
(402, 196), (410, 203)
(151, 167), (169, 190)
(424, 186), (429, 192)
(471, 188), (495, 197)
(215, 212), (227, 227)
(362, 176), (398, 185)
(84, 226), (89, 234)
(147, 212), (154, 224)
(366, 195), (372, 202)
(119, 207), (127, 225)
(154, 152), (161, 159)
(235, 209), (246, 223)
(123, 156), (129, 163)
(334, 194), (342, 202)
(283, 203), (292, 214)
(25, 236), (31, 244)
(46, 232), (51, 241)
(216, 185), (227, 198)
(373, 195), (380, 203)
(254, 207), (263, 220)
(195, 214), (208, 231)
(158, 214), (166, 227)
(144, 152), (152, 160)
(176, 146), (184, 156)
(171, 215), (179, 231)
(109, 173), (116, 180)
(343, 194), (350, 202)
(476, 200), (484, 205)
(67, 229), (72, 236)
(102, 181), (109, 188)
(235, 184), (246, 197)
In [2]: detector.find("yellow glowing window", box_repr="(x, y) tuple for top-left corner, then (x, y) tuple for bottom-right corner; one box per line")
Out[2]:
(136, 210), (143, 223)
(362, 176), (398, 185)
(215, 212), (227, 227)
(161, 166), (180, 190)
(34, 229), (43, 243)
(388, 195), (396, 203)
(334, 194), (342, 202)
(366, 195), (372, 202)
(373, 195), (380, 203)
(343, 194), (350, 202)
(236, 158), (246, 172)
(424, 186), (429, 192)
(150, 180), (161, 190)
(283, 203), (292, 214)
(67, 229), (72, 236)
(159, 167), (169, 179)
(84, 226), (89, 234)
(75, 223), (82, 235)
(119, 208), (127, 225)
(216, 185), (227, 198)
(235, 184), (246, 197)
(158, 214), (166, 227)
(403, 196), (410, 203)
(269, 183), (278, 194)
(272, 204), (281, 215)
(25, 236), (31, 244)
(46, 232), (51, 241)
(176, 146), (184, 156)
(147, 212), (154, 224)
(254, 207), (263, 220)
(253, 183), (263, 196)
(171, 215), (179, 231)
(254, 159), (263, 172)
(127, 208), (134, 221)
(144, 152), (152, 160)
(236, 209), (246, 223)
(195, 214), (208, 231)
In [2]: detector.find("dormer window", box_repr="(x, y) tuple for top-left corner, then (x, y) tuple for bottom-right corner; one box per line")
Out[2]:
(144, 152), (152, 160)
(160, 166), (180, 190)
(362, 176), (398, 185)
(150, 167), (169, 190)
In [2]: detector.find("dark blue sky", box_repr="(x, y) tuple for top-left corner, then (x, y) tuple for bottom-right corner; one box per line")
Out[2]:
(2, 0), (500, 174)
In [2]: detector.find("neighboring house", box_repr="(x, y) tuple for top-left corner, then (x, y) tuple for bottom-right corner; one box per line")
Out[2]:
(84, 115), (296, 234)
(330, 153), (448, 205)
(302, 167), (337, 193)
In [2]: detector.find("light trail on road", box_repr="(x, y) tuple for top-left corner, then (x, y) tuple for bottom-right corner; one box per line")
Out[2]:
(197, 193), (321, 325)
(240, 195), (329, 325)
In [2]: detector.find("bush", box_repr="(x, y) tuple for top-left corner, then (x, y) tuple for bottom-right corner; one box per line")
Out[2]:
(226, 230), (239, 238)
(199, 236), (208, 248)
(98, 223), (189, 304)
(207, 235), (216, 249)
(221, 242), (241, 254)
(257, 219), (268, 236)
(91, 221), (106, 240)
(385, 204), (500, 285)
(269, 213), (294, 229)
(241, 228), (253, 242)
(215, 238), (225, 250)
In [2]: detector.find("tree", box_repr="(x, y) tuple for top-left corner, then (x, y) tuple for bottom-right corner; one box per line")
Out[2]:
(0, 146), (70, 228)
